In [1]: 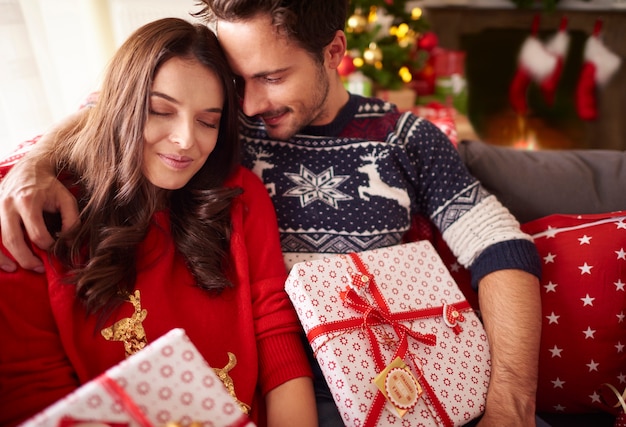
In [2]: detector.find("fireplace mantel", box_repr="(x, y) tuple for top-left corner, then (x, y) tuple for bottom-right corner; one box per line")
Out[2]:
(424, 7), (626, 150)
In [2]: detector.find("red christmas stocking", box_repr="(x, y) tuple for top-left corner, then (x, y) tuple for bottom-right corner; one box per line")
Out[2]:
(509, 15), (557, 116)
(576, 20), (622, 121)
(541, 16), (570, 106)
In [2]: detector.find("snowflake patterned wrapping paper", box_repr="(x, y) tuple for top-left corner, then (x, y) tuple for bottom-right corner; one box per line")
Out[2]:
(285, 241), (491, 427)
(20, 328), (255, 427)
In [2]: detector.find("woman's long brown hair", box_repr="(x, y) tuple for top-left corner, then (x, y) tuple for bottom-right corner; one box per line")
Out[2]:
(50, 18), (242, 314)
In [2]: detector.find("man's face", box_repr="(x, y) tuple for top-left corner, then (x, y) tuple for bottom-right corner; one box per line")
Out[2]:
(217, 14), (331, 141)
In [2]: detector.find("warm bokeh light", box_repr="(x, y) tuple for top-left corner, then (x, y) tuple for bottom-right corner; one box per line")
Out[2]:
(411, 7), (423, 20)
(512, 131), (539, 150)
(346, 13), (367, 32)
(368, 6), (378, 23)
(399, 66), (413, 83)
(391, 23), (410, 39)
(363, 42), (382, 64)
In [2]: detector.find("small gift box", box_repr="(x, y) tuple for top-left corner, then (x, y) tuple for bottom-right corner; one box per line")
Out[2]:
(20, 328), (255, 427)
(285, 241), (490, 427)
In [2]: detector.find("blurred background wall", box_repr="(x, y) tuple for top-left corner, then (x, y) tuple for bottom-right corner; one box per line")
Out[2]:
(0, 0), (202, 157)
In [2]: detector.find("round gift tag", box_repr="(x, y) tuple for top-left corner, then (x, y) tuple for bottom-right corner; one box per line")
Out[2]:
(384, 367), (420, 410)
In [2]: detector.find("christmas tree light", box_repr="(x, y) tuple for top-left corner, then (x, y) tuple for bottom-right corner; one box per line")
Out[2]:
(344, 0), (431, 90)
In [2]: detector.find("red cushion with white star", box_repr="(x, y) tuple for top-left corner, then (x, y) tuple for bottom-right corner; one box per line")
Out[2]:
(521, 211), (626, 415)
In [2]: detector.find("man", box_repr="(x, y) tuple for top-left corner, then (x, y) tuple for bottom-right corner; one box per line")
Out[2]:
(0, 1), (542, 425)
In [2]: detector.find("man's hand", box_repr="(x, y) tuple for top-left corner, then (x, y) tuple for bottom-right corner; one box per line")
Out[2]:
(0, 158), (79, 273)
(0, 110), (85, 273)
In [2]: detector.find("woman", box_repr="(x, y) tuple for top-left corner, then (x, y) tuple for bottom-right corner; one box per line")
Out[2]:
(0, 18), (315, 427)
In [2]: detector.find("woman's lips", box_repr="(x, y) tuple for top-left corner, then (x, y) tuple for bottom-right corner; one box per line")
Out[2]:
(159, 154), (193, 170)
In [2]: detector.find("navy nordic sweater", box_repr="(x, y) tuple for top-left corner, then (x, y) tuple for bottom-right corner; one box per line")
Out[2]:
(240, 94), (540, 288)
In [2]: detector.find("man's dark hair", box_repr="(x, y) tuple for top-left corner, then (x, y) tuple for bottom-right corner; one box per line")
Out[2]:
(194, 0), (348, 62)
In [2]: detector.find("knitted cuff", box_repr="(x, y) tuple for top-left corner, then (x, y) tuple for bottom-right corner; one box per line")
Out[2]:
(257, 332), (313, 396)
(469, 239), (542, 290)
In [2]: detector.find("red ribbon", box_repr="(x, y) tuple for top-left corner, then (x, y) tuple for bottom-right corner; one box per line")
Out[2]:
(98, 375), (154, 427)
(306, 252), (471, 427)
(98, 375), (252, 427)
(97, 375), (252, 427)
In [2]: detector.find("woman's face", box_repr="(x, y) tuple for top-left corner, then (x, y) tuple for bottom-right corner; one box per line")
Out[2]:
(143, 56), (224, 190)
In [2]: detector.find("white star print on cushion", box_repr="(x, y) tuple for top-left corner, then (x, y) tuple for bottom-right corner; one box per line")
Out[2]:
(521, 211), (626, 415)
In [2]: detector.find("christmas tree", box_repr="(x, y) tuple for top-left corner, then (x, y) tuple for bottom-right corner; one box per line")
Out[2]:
(344, 0), (432, 90)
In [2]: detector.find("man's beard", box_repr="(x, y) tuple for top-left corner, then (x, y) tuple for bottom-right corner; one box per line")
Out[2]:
(264, 64), (330, 141)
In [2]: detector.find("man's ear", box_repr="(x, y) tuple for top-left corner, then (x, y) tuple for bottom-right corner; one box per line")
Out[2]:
(326, 30), (347, 69)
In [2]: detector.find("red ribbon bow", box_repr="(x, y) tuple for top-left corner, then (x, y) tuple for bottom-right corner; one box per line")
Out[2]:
(342, 273), (438, 361)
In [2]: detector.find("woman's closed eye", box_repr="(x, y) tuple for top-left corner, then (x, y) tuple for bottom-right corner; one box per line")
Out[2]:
(149, 109), (171, 117)
(198, 119), (218, 129)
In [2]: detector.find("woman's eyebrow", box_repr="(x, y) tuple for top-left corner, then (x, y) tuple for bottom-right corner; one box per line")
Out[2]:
(150, 92), (223, 113)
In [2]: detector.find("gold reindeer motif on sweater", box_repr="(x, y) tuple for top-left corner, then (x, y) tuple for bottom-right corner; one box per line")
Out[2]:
(100, 290), (249, 413)
(101, 289), (148, 357)
(214, 352), (251, 414)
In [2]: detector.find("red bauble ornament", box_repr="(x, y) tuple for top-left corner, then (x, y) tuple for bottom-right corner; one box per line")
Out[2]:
(418, 31), (438, 52)
(338, 54), (356, 77)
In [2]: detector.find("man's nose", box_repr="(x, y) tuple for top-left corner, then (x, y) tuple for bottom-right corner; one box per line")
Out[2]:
(241, 82), (268, 117)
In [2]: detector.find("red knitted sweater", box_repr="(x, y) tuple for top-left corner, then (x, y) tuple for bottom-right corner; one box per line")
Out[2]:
(0, 166), (311, 426)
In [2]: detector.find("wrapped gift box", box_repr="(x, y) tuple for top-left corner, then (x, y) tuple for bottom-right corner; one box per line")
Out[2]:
(21, 328), (255, 427)
(285, 241), (490, 427)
